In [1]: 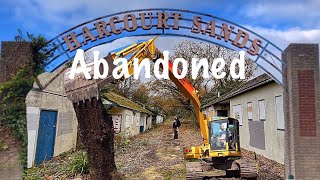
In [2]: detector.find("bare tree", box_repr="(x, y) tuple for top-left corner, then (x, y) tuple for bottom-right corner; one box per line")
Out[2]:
(148, 40), (256, 110)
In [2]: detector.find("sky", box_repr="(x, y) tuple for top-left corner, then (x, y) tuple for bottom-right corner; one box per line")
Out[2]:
(0, 0), (319, 80)
(1, 0), (320, 48)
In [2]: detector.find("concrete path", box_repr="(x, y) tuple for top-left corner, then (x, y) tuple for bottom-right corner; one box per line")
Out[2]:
(0, 128), (23, 180)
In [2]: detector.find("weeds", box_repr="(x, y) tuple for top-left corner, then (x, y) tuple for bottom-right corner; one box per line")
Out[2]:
(119, 130), (131, 148)
(25, 150), (89, 179)
(66, 151), (89, 177)
(0, 138), (8, 150)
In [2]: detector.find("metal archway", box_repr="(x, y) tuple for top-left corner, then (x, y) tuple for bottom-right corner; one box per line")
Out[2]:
(44, 8), (285, 87)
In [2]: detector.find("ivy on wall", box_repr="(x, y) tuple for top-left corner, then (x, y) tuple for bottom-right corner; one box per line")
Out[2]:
(0, 30), (54, 170)
(0, 67), (34, 167)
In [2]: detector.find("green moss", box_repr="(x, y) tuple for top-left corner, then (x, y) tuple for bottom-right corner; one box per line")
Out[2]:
(102, 92), (152, 114)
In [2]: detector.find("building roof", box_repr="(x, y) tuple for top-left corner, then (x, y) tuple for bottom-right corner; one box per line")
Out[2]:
(102, 92), (152, 114)
(202, 74), (274, 109)
(145, 105), (167, 116)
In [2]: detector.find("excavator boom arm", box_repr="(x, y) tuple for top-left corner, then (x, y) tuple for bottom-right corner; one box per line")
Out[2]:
(64, 36), (209, 144)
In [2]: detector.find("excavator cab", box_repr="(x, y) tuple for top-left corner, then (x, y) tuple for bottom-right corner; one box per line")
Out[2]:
(185, 117), (258, 179)
(208, 117), (241, 157)
(184, 117), (241, 159)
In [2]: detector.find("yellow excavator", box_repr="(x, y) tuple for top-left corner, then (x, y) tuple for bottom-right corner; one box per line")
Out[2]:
(64, 36), (257, 179)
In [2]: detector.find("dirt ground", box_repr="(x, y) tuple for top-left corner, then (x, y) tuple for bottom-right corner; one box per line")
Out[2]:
(115, 118), (284, 180)
(0, 126), (23, 180)
(114, 119), (197, 179)
(25, 117), (284, 180)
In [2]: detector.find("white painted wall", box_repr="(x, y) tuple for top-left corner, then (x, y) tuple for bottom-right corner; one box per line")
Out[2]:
(155, 115), (162, 124)
(25, 68), (78, 168)
(26, 107), (40, 168)
(203, 105), (230, 117)
(146, 115), (152, 130)
(229, 82), (284, 164)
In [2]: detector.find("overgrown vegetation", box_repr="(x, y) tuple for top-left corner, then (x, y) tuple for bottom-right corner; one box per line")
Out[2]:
(0, 138), (8, 150)
(66, 151), (89, 177)
(25, 150), (89, 179)
(0, 67), (35, 166)
(0, 30), (54, 170)
(0, 128), (7, 150)
(115, 130), (131, 149)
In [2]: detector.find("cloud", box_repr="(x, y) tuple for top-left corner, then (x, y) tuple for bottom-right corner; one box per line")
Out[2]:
(241, 0), (320, 28)
(245, 25), (320, 79)
(5, 0), (203, 28)
(5, 1), (319, 53)
(89, 36), (187, 59)
(245, 25), (320, 49)
(2, 0), (215, 38)
(4, 0), (320, 41)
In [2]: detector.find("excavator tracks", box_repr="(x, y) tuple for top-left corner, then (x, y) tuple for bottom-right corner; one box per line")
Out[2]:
(234, 159), (258, 179)
(186, 161), (226, 180)
(186, 159), (258, 180)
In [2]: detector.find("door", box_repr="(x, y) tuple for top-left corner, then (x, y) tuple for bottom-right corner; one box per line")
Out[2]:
(112, 115), (121, 133)
(35, 110), (58, 165)
(139, 114), (145, 133)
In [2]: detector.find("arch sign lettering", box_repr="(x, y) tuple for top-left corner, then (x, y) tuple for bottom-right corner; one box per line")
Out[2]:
(45, 8), (285, 86)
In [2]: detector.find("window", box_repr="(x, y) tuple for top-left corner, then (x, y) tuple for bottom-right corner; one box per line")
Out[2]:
(125, 114), (131, 128)
(247, 102), (253, 120)
(275, 96), (284, 130)
(135, 114), (140, 126)
(209, 119), (227, 150)
(258, 99), (266, 120)
(232, 104), (242, 125)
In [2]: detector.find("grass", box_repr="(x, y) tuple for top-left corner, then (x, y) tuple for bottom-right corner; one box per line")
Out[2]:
(25, 150), (89, 179)
(66, 151), (89, 177)
(163, 171), (174, 180)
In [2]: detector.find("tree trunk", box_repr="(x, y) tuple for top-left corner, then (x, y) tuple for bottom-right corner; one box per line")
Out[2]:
(74, 98), (120, 180)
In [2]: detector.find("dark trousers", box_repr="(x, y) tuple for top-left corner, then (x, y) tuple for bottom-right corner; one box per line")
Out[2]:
(174, 128), (178, 139)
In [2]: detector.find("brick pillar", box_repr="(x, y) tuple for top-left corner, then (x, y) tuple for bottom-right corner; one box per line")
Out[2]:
(283, 44), (320, 180)
(0, 41), (33, 83)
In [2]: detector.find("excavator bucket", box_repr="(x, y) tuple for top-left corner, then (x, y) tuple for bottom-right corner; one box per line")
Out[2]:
(64, 54), (116, 103)
(64, 37), (159, 104)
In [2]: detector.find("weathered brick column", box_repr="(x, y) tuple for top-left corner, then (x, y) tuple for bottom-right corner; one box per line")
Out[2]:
(283, 44), (320, 180)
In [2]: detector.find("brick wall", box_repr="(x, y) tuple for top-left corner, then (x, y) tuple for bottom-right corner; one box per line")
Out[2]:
(298, 70), (316, 137)
(0, 41), (33, 83)
(283, 44), (320, 180)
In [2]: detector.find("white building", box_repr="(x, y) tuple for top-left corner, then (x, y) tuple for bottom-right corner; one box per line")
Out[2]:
(202, 74), (285, 164)
(102, 92), (154, 136)
(25, 67), (78, 167)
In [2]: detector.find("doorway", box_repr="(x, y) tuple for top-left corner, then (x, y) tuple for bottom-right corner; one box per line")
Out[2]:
(35, 110), (58, 165)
